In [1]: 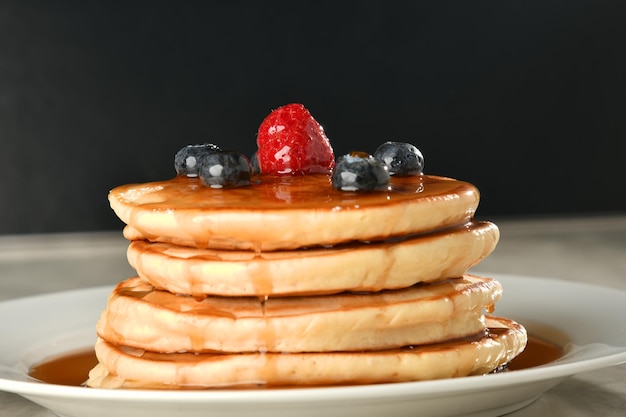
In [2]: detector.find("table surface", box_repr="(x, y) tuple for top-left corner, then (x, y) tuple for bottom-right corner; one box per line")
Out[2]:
(1, 214), (625, 416)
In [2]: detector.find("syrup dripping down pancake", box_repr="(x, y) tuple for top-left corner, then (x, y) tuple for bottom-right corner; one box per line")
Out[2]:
(126, 221), (498, 297)
(87, 316), (526, 389)
(96, 275), (502, 354)
(110, 174), (479, 251)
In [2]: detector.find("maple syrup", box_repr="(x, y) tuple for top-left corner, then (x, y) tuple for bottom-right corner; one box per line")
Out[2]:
(28, 335), (563, 387)
(29, 347), (98, 386)
(507, 335), (564, 371)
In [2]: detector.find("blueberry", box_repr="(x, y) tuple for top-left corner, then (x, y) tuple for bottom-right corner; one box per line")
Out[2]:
(373, 141), (424, 176)
(331, 152), (390, 191)
(198, 151), (252, 188)
(175, 143), (221, 177)
(250, 152), (261, 175)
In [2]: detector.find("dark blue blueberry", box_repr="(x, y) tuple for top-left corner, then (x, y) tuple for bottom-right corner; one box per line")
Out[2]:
(174, 143), (221, 177)
(198, 151), (252, 188)
(250, 152), (261, 175)
(373, 141), (424, 176)
(331, 152), (390, 191)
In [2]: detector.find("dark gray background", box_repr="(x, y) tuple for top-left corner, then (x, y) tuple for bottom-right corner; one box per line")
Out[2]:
(1, 1), (625, 235)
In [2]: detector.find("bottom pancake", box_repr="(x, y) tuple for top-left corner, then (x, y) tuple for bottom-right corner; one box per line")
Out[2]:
(87, 316), (527, 389)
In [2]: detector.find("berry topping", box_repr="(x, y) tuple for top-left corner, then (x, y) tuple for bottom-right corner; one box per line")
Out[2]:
(373, 142), (424, 176)
(198, 150), (252, 189)
(256, 103), (335, 175)
(175, 143), (251, 188)
(175, 143), (221, 177)
(249, 152), (261, 174)
(331, 151), (390, 191)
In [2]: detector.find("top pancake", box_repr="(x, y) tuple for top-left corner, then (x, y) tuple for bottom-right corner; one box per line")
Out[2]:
(109, 174), (480, 251)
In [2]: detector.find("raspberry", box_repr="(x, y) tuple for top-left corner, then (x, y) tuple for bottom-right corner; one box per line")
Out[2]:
(256, 103), (335, 175)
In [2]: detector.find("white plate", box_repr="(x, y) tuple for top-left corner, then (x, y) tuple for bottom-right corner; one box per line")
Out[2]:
(1, 273), (626, 417)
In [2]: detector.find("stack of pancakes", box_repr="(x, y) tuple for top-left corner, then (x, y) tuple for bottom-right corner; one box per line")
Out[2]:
(87, 174), (527, 389)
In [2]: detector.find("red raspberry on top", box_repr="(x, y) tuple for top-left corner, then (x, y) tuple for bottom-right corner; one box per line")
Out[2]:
(256, 103), (335, 175)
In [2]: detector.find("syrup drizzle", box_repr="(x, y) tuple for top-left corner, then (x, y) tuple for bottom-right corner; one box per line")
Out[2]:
(112, 175), (480, 251)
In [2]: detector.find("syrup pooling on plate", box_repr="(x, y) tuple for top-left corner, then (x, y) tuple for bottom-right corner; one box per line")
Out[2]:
(28, 335), (562, 388)
(508, 336), (565, 370)
(29, 348), (98, 387)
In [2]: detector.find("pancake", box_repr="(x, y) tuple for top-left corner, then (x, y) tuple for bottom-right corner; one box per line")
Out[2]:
(109, 174), (479, 251)
(93, 132), (527, 390)
(96, 275), (501, 354)
(126, 221), (499, 297)
(87, 316), (527, 389)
